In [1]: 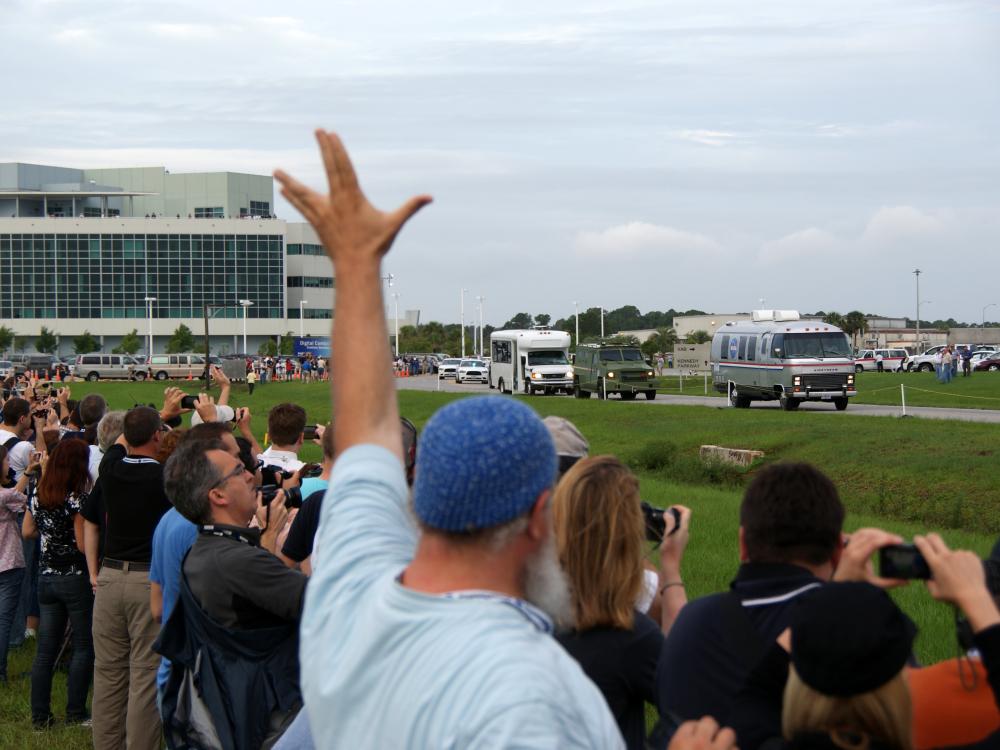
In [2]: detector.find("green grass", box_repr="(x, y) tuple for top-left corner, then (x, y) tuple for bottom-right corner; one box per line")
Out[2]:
(3, 378), (997, 746)
(852, 370), (1000, 409)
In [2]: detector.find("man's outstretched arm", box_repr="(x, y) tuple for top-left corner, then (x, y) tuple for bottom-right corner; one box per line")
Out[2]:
(275, 131), (431, 461)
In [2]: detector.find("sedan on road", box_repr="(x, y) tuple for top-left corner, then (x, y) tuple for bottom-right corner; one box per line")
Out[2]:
(456, 359), (488, 384)
(437, 358), (462, 379)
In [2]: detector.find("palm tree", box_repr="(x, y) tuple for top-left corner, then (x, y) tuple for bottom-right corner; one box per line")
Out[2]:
(843, 311), (868, 348)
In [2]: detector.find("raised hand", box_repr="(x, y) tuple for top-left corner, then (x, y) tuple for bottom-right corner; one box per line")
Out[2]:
(274, 130), (432, 265)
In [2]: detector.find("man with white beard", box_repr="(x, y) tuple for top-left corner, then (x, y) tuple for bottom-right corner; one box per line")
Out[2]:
(276, 131), (624, 748)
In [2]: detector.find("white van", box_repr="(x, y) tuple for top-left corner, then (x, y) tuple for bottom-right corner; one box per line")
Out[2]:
(75, 354), (141, 381)
(854, 349), (909, 373)
(489, 328), (574, 395)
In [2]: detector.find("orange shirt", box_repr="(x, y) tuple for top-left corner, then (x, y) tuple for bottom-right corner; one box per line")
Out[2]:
(909, 660), (1000, 750)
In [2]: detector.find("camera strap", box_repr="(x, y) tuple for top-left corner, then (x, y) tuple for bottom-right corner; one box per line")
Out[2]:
(198, 524), (258, 547)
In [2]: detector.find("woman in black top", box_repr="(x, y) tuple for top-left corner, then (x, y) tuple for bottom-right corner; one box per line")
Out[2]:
(553, 456), (691, 750)
(22, 437), (94, 728)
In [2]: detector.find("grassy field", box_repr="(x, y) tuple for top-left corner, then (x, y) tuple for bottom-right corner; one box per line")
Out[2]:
(2, 378), (998, 746)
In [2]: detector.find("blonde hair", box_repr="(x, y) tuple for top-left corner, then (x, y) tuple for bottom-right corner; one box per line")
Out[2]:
(782, 665), (913, 750)
(552, 455), (644, 631)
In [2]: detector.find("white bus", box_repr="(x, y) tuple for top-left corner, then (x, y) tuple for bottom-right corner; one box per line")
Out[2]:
(489, 328), (575, 396)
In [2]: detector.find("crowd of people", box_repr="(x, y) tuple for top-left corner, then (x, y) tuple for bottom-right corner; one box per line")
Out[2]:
(0, 132), (998, 749)
(934, 346), (975, 382)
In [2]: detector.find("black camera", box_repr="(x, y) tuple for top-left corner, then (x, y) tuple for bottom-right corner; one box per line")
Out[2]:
(303, 424), (321, 441)
(260, 465), (294, 487)
(180, 395), (198, 410)
(878, 544), (932, 580)
(259, 484), (303, 509)
(642, 502), (681, 542)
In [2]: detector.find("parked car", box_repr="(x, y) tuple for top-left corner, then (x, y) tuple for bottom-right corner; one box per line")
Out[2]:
(0, 360), (13, 379)
(970, 349), (999, 368)
(437, 358), (462, 379)
(854, 348), (909, 373)
(12, 354), (59, 375)
(74, 354), (140, 381)
(974, 353), (1000, 372)
(455, 359), (488, 384)
(146, 353), (209, 380)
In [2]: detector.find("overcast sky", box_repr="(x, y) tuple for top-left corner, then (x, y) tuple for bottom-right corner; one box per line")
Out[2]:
(3, 0), (998, 326)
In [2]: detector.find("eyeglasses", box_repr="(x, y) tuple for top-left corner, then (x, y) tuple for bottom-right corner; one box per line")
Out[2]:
(213, 463), (249, 489)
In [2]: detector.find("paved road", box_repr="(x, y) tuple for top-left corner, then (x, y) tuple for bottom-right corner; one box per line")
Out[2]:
(395, 375), (1000, 424)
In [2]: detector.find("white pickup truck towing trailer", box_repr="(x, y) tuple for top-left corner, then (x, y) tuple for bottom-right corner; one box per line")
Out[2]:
(489, 329), (575, 395)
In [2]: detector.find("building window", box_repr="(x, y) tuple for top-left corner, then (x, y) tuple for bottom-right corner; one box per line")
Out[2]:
(194, 207), (224, 218)
(250, 200), (270, 216)
(286, 243), (324, 256)
(287, 276), (334, 289)
(287, 307), (333, 319)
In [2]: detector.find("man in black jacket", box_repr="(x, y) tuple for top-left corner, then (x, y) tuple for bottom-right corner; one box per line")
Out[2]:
(656, 463), (846, 732)
(158, 438), (305, 749)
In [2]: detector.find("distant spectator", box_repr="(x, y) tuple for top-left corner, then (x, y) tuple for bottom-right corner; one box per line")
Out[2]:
(258, 403), (306, 474)
(0, 444), (34, 684)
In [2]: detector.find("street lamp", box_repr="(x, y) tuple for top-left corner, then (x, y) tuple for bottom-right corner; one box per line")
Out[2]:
(144, 296), (157, 357)
(476, 295), (485, 357)
(239, 299), (254, 355)
(983, 303), (997, 329)
(460, 288), (467, 357)
(913, 269), (921, 353)
(299, 300), (309, 338)
(393, 292), (400, 357)
(600, 306), (605, 339)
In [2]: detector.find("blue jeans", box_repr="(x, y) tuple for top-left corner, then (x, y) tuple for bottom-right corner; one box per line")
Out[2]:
(0, 567), (26, 680)
(9, 520), (40, 648)
(31, 574), (94, 723)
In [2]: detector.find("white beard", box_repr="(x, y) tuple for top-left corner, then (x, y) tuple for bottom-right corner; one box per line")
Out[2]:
(523, 532), (575, 631)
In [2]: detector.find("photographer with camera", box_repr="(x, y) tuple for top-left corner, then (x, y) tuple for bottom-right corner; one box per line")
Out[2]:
(156, 437), (306, 749)
(552, 455), (690, 750)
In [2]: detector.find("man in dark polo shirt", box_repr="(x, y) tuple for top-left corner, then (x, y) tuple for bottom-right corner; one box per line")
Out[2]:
(89, 406), (170, 750)
(157, 439), (305, 747)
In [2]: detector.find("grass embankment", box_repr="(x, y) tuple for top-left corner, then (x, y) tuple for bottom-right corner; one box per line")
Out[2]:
(2, 379), (996, 746)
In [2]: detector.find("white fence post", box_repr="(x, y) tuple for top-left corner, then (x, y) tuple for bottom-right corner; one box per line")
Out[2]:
(900, 383), (906, 417)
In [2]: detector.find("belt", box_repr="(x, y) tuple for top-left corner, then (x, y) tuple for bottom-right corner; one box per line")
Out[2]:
(102, 558), (151, 572)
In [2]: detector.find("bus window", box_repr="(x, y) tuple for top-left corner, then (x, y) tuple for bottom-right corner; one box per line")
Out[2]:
(761, 335), (769, 356)
(747, 336), (756, 362)
(771, 333), (784, 359)
(738, 336), (747, 360)
(720, 335), (730, 360)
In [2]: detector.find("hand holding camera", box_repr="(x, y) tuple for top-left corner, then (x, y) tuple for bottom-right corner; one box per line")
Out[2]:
(658, 505), (691, 576)
(833, 527), (907, 588)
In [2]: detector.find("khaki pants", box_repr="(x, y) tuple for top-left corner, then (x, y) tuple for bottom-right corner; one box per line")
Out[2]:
(92, 564), (163, 750)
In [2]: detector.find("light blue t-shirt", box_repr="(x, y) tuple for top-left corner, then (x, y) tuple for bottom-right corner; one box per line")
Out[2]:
(301, 444), (623, 749)
(299, 477), (328, 501)
(149, 507), (198, 691)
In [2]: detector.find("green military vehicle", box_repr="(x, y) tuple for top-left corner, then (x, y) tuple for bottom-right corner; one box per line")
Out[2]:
(573, 343), (657, 400)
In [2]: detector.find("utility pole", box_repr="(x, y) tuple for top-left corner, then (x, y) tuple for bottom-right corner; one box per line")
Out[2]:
(913, 269), (921, 353)
(600, 306), (605, 339)
(460, 288), (467, 357)
(573, 301), (579, 345)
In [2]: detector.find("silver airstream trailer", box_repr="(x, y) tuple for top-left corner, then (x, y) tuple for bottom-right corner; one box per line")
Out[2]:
(711, 310), (857, 410)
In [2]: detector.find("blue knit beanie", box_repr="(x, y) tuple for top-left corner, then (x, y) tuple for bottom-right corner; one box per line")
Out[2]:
(413, 396), (557, 532)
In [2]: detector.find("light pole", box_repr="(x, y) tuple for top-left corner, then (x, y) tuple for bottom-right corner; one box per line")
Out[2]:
(600, 306), (605, 339)
(144, 296), (156, 357)
(239, 299), (254, 354)
(476, 295), (485, 357)
(299, 300), (308, 338)
(573, 301), (579, 345)
(913, 269), (921, 353)
(460, 288), (467, 357)
(393, 292), (400, 357)
(983, 303), (997, 329)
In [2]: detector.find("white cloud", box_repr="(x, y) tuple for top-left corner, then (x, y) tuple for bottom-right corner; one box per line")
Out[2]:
(51, 28), (94, 43)
(861, 205), (946, 246)
(676, 130), (742, 147)
(759, 227), (838, 264)
(148, 23), (217, 40)
(574, 221), (721, 257)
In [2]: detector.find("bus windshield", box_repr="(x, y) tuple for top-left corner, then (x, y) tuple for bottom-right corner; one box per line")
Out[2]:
(527, 350), (569, 366)
(780, 333), (853, 359)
